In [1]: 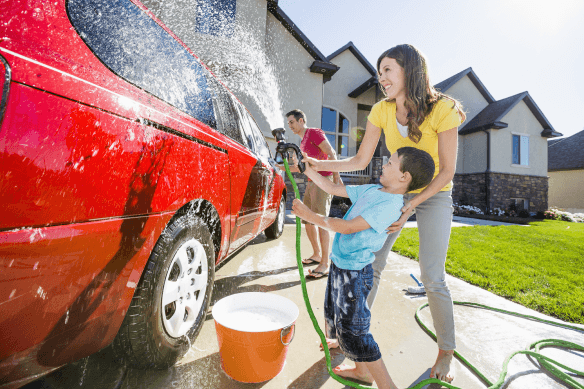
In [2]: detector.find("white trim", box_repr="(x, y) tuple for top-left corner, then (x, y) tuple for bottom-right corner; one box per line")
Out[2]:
(321, 105), (351, 157)
(321, 105), (351, 134)
(511, 164), (531, 169)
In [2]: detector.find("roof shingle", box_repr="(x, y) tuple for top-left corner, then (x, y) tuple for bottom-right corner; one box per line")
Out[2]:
(548, 130), (584, 170)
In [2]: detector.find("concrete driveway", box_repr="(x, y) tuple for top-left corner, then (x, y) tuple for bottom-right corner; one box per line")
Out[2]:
(26, 222), (583, 389)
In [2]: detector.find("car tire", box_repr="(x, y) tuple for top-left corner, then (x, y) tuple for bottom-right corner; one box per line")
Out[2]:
(111, 214), (215, 369)
(264, 195), (286, 240)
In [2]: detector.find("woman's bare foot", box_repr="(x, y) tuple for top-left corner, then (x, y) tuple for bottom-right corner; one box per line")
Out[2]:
(430, 349), (454, 383)
(332, 364), (373, 383)
(319, 338), (339, 351)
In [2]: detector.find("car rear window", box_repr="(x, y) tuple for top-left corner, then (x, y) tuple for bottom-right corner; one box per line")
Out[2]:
(67, 0), (216, 128)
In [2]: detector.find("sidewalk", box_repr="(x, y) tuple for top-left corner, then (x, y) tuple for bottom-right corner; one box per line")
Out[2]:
(33, 222), (583, 389)
(127, 224), (583, 389)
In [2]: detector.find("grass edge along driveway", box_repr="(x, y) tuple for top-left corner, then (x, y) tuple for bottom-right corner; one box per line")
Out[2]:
(392, 220), (584, 325)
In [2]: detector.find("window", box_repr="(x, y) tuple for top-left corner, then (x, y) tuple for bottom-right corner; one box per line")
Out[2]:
(234, 103), (271, 161)
(68, 0), (216, 128)
(322, 107), (350, 157)
(207, 77), (246, 145)
(511, 198), (529, 211)
(195, 0), (236, 37)
(512, 134), (529, 166)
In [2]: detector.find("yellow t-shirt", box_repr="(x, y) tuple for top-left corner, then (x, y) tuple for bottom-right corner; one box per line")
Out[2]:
(368, 99), (463, 193)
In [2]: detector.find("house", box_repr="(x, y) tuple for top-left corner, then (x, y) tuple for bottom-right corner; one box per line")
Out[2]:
(548, 130), (584, 213)
(139, 0), (562, 213)
(433, 68), (562, 213)
(138, 0), (384, 204)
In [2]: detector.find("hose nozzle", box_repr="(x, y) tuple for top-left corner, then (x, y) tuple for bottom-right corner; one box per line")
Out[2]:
(272, 128), (306, 173)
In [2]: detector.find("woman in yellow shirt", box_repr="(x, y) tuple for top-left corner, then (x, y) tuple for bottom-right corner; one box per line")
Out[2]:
(305, 44), (465, 384)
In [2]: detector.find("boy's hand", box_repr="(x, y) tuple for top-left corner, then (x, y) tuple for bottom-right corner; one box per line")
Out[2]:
(291, 198), (312, 221)
(387, 200), (414, 234)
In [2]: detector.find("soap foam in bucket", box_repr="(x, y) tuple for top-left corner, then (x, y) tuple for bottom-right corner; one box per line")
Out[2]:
(213, 292), (299, 382)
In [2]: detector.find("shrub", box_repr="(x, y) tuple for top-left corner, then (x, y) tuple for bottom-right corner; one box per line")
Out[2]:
(518, 209), (530, 218)
(534, 211), (546, 220)
(545, 208), (583, 223)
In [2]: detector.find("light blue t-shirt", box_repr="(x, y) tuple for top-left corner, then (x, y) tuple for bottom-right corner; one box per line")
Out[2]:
(330, 185), (404, 270)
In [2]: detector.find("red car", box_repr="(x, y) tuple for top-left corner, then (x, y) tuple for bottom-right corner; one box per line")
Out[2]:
(0, 0), (287, 387)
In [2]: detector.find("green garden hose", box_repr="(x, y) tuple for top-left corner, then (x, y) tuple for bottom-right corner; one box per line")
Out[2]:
(282, 159), (584, 389)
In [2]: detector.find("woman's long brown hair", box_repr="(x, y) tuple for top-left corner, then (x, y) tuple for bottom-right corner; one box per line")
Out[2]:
(376, 44), (466, 143)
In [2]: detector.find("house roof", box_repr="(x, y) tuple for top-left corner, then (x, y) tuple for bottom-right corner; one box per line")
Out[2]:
(548, 129), (584, 171)
(348, 76), (377, 98)
(327, 41), (377, 77)
(459, 91), (562, 138)
(435, 67), (495, 104)
(348, 66), (496, 101)
(266, 1), (339, 81)
(266, 2), (326, 62)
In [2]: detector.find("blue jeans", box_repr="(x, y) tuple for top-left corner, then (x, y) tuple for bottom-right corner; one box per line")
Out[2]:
(324, 262), (381, 362)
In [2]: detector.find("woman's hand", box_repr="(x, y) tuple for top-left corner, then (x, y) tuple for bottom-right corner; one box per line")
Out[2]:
(301, 153), (321, 171)
(387, 201), (414, 234)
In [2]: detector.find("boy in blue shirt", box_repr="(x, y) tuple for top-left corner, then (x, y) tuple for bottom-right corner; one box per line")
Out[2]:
(292, 147), (435, 389)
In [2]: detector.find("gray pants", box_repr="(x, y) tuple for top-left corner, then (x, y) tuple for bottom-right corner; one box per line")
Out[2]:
(368, 190), (456, 351)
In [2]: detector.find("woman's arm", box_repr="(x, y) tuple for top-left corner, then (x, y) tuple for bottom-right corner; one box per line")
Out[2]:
(303, 162), (348, 198)
(305, 120), (381, 172)
(387, 127), (458, 233)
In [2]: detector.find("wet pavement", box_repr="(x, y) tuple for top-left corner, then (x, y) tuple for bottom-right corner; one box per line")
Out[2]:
(26, 221), (583, 389)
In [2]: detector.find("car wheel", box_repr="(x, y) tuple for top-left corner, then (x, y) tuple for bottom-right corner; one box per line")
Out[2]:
(111, 214), (215, 369)
(264, 195), (286, 240)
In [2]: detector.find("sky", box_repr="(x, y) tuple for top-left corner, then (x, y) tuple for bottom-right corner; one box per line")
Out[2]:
(279, 0), (584, 139)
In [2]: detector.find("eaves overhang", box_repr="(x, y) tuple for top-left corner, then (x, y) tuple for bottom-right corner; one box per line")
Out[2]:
(541, 128), (563, 138)
(348, 76), (378, 98)
(310, 60), (340, 83)
(459, 121), (508, 135)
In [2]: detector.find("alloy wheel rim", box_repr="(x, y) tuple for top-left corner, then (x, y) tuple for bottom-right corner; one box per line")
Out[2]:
(277, 198), (285, 232)
(161, 238), (208, 338)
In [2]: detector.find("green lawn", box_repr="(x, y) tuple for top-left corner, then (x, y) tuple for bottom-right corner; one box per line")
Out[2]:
(392, 220), (584, 324)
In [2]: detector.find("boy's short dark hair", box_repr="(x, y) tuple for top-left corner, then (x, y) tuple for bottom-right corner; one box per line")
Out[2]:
(286, 109), (307, 124)
(396, 147), (435, 192)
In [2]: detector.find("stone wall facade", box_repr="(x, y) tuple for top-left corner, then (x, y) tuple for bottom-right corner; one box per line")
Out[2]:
(452, 173), (487, 208)
(453, 172), (548, 213)
(488, 172), (548, 212)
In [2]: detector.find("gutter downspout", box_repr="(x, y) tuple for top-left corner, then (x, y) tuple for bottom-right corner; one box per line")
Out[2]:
(484, 129), (491, 214)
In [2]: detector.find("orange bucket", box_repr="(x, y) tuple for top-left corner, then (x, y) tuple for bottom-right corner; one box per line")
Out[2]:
(212, 292), (299, 383)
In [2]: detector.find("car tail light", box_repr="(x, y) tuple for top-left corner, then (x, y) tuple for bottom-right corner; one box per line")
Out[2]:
(0, 54), (11, 128)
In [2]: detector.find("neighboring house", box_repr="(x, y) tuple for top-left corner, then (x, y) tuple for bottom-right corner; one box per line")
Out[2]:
(139, 0), (562, 213)
(433, 68), (562, 213)
(548, 130), (584, 213)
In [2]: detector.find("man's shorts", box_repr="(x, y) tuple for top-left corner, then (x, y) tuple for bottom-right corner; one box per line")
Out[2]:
(302, 177), (332, 224)
(324, 262), (381, 363)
